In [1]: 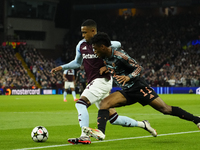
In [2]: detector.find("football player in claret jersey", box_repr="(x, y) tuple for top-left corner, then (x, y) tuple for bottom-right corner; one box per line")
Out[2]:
(63, 69), (78, 102)
(82, 32), (200, 140)
(51, 19), (157, 144)
(76, 65), (87, 96)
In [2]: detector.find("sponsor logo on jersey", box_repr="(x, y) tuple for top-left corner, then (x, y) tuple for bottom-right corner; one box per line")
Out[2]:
(82, 46), (87, 50)
(82, 54), (98, 59)
(66, 72), (74, 75)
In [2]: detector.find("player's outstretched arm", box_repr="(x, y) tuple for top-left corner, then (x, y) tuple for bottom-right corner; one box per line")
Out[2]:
(61, 47), (83, 70)
(51, 66), (62, 74)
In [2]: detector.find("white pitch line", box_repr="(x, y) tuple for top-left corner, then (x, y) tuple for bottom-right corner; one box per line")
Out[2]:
(13, 130), (199, 150)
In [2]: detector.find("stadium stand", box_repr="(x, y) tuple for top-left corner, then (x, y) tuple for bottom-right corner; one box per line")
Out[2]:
(0, 45), (37, 91)
(1, 13), (200, 94)
(68, 13), (200, 87)
(17, 44), (63, 89)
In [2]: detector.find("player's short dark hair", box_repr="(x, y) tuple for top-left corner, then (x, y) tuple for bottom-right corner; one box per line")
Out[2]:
(81, 19), (97, 28)
(91, 32), (111, 47)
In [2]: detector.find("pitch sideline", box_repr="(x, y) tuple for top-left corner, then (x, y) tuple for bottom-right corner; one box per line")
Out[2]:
(14, 130), (199, 150)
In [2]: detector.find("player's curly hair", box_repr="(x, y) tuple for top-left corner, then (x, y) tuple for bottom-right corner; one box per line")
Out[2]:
(91, 32), (111, 47)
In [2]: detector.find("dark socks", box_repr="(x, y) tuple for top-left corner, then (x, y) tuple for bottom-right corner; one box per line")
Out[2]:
(171, 106), (200, 124)
(97, 109), (109, 134)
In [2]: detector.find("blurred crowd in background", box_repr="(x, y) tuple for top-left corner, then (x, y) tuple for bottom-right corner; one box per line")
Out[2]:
(0, 13), (200, 92)
(0, 45), (35, 89)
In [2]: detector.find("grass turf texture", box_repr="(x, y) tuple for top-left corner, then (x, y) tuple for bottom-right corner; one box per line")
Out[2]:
(0, 94), (200, 150)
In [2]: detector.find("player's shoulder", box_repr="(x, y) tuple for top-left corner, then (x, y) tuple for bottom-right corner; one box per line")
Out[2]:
(63, 70), (68, 74)
(77, 39), (87, 48)
(111, 41), (121, 48)
(113, 49), (129, 59)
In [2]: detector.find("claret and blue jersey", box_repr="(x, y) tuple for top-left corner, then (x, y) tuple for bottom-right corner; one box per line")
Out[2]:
(61, 38), (121, 84)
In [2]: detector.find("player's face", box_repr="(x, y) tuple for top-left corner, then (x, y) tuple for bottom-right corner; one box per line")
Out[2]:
(81, 26), (96, 42)
(93, 44), (106, 59)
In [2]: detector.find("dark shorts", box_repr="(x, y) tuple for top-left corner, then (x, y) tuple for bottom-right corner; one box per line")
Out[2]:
(119, 77), (158, 106)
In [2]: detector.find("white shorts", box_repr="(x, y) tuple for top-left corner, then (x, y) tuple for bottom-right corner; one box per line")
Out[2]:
(81, 77), (113, 109)
(64, 81), (75, 89)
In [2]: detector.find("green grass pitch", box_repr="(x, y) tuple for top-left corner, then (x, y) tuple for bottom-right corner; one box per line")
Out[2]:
(0, 94), (200, 150)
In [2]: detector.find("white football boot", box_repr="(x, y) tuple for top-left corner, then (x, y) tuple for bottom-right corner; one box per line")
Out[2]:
(142, 120), (157, 137)
(83, 126), (105, 140)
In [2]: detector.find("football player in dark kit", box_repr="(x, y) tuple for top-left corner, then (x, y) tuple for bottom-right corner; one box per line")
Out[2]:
(75, 65), (87, 96)
(83, 32), (200, 140)
(51, 20), (157, 144)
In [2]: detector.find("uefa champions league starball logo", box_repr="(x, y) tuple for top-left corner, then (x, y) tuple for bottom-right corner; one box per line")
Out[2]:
(196, 87), (200, 94)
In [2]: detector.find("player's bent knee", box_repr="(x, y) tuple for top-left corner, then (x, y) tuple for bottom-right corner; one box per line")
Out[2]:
(75, 99), (91, 108)
(109, 108), (117, 116)
(100, 101), (113, 110)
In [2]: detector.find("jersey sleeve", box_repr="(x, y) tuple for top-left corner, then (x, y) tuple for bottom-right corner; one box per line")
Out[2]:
(117, 51), (143, 80)
(63, 70), (68, 74)
(61, 43), (83, 70)
(127, 58), (143, 79)
(111, 41), (121, 50)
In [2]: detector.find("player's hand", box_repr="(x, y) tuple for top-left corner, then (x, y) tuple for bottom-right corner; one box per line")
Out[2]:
(115, 75), (130, 86)
(100, 66), (109, 75)
(50, 66), (62, 75)
(50, 68), (57, 76)
(63, 77), (68, 81)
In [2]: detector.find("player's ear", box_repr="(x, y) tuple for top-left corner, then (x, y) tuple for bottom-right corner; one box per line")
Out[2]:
(91, 27), (96, 33)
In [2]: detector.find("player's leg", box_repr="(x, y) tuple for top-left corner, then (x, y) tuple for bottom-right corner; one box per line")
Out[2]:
(97, 88), (156, 134)
(75, 96), (91, 135)
(135, 78), (200, 130)
(71, 88), (76, 99)
(149, 97), (200, 128)
(69, 82), (78, 101)
(68, 78), (110, 144)
(63, 81), (68, 102)
(68, 96), (91, 144)
(109, 108), (138, 127)
(83, 91), (127, 140)
(109, 108), (157, 137)
(136, 80), (200, 129)
(63, 89), (67, 102)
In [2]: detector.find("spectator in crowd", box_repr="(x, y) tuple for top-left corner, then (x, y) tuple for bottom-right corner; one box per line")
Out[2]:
(1, 13), (200, 93)
(0, 45), (36, 89)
